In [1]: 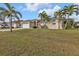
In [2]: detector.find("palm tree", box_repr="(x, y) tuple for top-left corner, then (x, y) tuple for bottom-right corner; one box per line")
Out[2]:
(63, 4), (79, 29)
(63, 5), (79, 19)
(38, 11), (47, 22)
(0, 7), (9, 28)
(38, 11), (51, 27)
(0, 3), (22, 32)
(38, 12), (43, 22)
(73, 4), (79, 15)
(54, 10), (63, 29)
(63, 18), (74, 29)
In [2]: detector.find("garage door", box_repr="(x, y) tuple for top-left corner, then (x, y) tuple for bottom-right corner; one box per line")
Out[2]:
(22, 24), (30, 28)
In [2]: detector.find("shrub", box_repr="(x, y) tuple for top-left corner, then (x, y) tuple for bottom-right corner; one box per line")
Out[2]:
(33, 26), (38, 29)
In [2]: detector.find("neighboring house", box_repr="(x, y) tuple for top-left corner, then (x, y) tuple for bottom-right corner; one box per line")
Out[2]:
(74, 21), (79, 28)
(0, 21), (9, 28)
(12, 20), (37, 28)
(0, 18), (64, 29)
(21, 20), (31, 28)
(29, 18), (64, 29)
(75, 22), (79, 25)
(46, 19), (63, 29)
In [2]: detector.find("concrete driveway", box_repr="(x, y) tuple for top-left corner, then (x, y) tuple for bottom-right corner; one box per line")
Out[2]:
(0, 28), (24, 32)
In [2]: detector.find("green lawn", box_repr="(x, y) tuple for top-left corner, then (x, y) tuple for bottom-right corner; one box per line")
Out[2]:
(0, 29), (79, 56)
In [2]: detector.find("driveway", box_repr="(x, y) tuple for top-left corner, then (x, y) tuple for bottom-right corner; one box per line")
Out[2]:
(0, 28), (24, 32)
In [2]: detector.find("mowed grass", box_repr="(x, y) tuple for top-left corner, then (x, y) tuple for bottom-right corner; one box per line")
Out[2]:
(0, 29), (79, 56)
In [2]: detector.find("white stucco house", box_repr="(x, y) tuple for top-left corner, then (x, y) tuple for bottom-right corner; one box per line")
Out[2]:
(12, 20), (31, 28)
(46, 19), (63, 29)
(0, 18), (64, 29)
(21, 21), (30, 28)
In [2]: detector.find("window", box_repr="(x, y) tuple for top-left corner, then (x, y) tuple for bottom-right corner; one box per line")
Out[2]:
(52, 23), (56, 25)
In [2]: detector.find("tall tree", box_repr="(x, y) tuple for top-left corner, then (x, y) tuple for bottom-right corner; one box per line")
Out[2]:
(38, 11), (51, 26)
(63, 5), (79, 19)
(0, 3), (22, 32)
(54, 10), (63, 29)
(63, 4), (79, 29)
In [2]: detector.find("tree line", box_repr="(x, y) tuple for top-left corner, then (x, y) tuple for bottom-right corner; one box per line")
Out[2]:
(0, 4), (79, 32)
(38, 4), (79, 29)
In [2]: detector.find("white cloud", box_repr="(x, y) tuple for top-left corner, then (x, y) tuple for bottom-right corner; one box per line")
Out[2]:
(25, 3), (39, 12)
(38, 9), (53, 16)
(74, 3), (79, 5)
(75, 15), (79, 21)
(53, 5), (61, 11)
(69, 12), (79, 21)
(70, 15), (79, 21)
(38, 5), (61, 17)
(24, 3), (52, 12)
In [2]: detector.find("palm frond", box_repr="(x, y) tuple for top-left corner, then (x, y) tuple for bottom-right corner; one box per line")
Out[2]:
(0, 7), (6, 11)
(4, 3), (13, 11)
(15, 15), (20, 20)
(15, 11), (22, 18)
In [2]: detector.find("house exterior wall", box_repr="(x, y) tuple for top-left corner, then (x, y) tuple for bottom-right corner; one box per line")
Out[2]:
(46, 19), (63, 29)
(11, 21), (31, 28)
(22, 22), (30, 28)
(55, 19), (63, 29)
(59, 20), (63, 29)
(22, 24), (30, 28)
(0, 19), (63, 29)
(13, 23), (17, 28)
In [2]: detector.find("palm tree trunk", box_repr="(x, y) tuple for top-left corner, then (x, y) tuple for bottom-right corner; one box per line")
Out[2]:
(10, 16), (12, 32)
(67, 15), (69, 29)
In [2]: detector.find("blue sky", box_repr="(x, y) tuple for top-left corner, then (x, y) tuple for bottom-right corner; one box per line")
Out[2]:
(0, 3), (79, 21)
